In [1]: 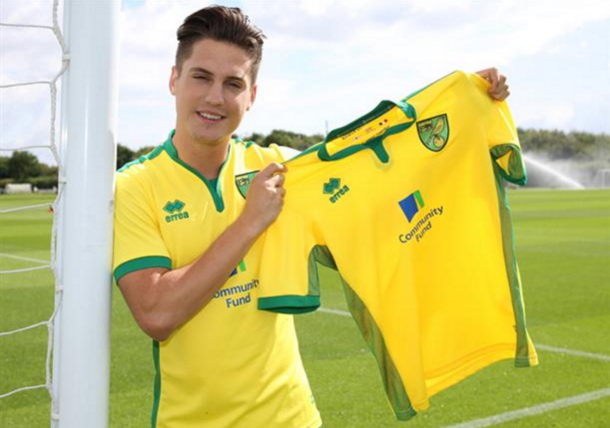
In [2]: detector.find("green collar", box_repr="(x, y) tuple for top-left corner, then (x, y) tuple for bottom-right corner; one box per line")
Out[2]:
(162, 130), (230, 212)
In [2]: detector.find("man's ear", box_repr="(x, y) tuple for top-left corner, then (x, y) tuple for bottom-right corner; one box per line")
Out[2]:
(247, 84), (257, 111)
(169, 66), (179, 96)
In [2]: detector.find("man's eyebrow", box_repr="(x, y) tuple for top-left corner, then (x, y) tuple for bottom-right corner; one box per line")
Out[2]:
(189, 67), (247, 83)
(189, 67), (213, 75)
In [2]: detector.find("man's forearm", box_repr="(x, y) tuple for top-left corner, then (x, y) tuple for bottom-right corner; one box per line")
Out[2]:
(157, 216), (260, 328)
(120, 215), (262, 342)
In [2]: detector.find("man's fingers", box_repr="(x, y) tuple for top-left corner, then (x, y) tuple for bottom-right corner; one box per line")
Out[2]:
(476, 67), (501, 87)
(259, 162), (287, 178)
(491, 74), (507, 92)
(488, 87), (510, 101)
(269, 172), (285, 188)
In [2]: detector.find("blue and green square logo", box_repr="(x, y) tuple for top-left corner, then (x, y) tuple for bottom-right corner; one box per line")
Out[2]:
(399, 190), (425, 222)
(229, 259), (247, 277)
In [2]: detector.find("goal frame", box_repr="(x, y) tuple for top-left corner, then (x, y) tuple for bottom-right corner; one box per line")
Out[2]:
(52, 1), (119, 427)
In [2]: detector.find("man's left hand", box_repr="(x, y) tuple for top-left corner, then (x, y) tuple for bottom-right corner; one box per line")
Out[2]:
(476, 68), (510, 101)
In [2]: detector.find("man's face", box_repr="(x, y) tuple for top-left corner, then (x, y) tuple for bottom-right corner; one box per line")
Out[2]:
(170, 38), (257, 147)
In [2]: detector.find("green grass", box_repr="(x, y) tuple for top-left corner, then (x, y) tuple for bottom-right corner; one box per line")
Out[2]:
(1, 190), (609, 427)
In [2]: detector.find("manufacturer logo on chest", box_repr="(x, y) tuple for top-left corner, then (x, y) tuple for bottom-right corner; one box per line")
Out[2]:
(163, 199), (190, 223)
(323, 178), (350, 203)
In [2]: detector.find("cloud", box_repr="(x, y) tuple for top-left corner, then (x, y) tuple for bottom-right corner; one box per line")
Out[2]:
(1, 0), (609, 157)
(518, 101), (577, 130)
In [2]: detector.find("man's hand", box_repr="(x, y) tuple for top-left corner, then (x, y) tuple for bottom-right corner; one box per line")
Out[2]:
(240, 162), (287, 236)
(476, 68), (510, 101)
(118, 161), (288, 342)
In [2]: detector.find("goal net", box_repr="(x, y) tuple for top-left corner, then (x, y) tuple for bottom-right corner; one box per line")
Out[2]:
(0, 1), (118, 427)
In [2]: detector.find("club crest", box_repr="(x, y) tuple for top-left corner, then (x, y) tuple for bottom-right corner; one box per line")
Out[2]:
(417, 114), (449, 152)
(235, 171), (258, 198)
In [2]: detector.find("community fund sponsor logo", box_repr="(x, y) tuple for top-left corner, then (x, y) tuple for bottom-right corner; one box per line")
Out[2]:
(323, 178), (350, 203)
(163, 199), (190, 223)
(398, 190), (444, 244)
(229, 260), (246, 277)
(213, 260), (255, 309)
(417, 114), (449, 152)
(214, 278), (259, 309)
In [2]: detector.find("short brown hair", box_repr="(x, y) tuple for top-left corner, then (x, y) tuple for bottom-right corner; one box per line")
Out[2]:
(176, 5), (266, 83)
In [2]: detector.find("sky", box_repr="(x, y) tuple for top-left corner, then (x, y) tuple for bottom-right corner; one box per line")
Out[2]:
(1, 0), (609, 165)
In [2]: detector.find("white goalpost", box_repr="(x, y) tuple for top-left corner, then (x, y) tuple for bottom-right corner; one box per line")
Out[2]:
(52, 1), (119, 427)
(0, 0), (118, 426)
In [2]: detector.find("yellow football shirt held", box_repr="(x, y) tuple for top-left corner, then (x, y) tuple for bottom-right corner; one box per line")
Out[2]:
(113, 137), (321, 428)
(257, 71), (538, 420)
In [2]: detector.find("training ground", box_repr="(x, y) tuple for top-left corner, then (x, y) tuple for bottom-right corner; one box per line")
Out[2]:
(1, 189), (609, 427)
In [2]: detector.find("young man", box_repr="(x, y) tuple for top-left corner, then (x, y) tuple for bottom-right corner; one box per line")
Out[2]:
(113, 6), (511, 428)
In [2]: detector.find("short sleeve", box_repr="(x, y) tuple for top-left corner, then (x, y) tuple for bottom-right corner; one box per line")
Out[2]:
(470, 73), (527, 185)
(257, 206), (321, 314)
(113, 170), (172, 283)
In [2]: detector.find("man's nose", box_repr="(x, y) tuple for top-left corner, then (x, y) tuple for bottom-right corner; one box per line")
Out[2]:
(205, 82), (224, 106)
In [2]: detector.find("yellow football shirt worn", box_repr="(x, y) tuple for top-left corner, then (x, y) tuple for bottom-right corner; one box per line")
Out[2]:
(113, 132), (321, 428)
(257, 71), (538, 420)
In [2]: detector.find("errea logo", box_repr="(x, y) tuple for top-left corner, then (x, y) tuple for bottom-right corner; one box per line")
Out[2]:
(163, 199), (190, 223)
(323, 178), (350, 203)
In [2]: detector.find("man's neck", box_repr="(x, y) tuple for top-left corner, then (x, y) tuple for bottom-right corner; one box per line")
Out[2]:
(172, 129), (230, 180)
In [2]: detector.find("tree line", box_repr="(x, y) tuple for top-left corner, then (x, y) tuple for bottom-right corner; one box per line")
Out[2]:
(118, 128), (610, 167)
(1, 128), (609, 190)
(0, 151), (58, 190)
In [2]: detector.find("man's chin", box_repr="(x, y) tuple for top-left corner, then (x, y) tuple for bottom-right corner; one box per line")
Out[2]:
(189, 131), (231, 148)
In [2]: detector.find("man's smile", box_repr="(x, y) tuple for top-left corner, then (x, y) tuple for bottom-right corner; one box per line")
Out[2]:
(197, 111), (225, 122)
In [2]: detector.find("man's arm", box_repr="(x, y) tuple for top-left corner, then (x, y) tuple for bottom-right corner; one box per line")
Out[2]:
(118, 162), (287, 342)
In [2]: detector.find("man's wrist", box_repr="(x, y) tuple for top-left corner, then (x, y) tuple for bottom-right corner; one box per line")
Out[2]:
(233, 214), (264, 242)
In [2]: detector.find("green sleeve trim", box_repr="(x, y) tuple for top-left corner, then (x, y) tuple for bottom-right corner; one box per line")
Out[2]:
(490, 143), (528, 186)
(258, 295), (320, 314)
(114, 256), (172, 283)
(151, 340), (161, 428)
(492, 162), (533, 365)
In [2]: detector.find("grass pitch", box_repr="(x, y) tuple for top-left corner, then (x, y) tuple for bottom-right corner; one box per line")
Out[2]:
(1, 190), (609, 427)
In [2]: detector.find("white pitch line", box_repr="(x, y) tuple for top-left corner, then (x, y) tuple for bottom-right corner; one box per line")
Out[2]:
(318, 307), (351, 317)
(318, 306), (610, 426)
(442, 388), (610, 428)
(317, 307), (610, 362)
(536, 344), (610, 363)
(0, 253), (49, 265)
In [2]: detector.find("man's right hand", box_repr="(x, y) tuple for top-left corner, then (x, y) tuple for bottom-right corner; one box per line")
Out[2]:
(239, 162), (287, 236)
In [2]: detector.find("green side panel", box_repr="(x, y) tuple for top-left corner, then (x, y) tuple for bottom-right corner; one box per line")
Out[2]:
(490, 144), (528, 186)
(258, 295), (321, 314)
(162, 130), (228, 212)
(492, 160), (532, 366)
(118, 144), (165, 173)
(114, 256), (172, 283)
(307, 245), (416, 420)
(340, 279), (417, 420)
(151, 340), (161, 428)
